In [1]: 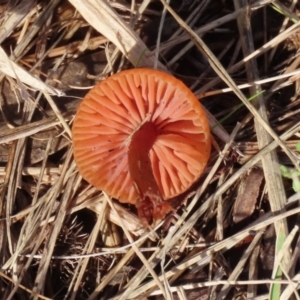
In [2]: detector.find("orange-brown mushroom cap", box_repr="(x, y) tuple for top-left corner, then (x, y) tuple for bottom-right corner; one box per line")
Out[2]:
(72, 68), (211, 222)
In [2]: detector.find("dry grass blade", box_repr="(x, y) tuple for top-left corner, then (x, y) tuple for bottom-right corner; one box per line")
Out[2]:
(120, 205), (300, 299)
(160, 0), (299, 170)
(0, 270), (51, 300)
(70, 0), (233, 147)
(103, 192), (169, 299)
(6, 139), (26, 254)
(201, 68), (300, 97)
(248, 232), (262, 298)
(43, 92), (71, 138)
(68, 0), (166, 70)
(195, 17), (300, 96)
(216, 230), (264, 299)
(32, 151), (74, 298)
(0, 138), (16, 270)
(140, 280), (296, 297)
(117, 124), (239, 299)
(154, 2), (267, 55)
(31, 137), (55, 205)
(127, 120), (300, 298)
(0, 0), (35, 44)
(280, 273), (300, 300)
(117, 116), (299, 299)
(270, 225), (299, 297)
(68, 212), (104, 300)
(1, 1), (300, 298)
(0, 47), (62, 96)
(234, 1), (290, 289)
(201, 121), (300, 213)
(88, 240), (145, 300)
(0, 116), (61, 144)
(12, 0), (61, 59)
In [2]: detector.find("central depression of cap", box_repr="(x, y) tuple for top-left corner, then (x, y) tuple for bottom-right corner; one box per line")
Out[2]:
(72, 68), (211, 204)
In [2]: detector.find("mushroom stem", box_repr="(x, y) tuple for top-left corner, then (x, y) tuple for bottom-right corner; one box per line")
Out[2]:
(127, 121), (173, 224)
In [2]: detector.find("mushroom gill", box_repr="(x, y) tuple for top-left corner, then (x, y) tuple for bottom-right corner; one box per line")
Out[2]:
(72, 68), (211, 223)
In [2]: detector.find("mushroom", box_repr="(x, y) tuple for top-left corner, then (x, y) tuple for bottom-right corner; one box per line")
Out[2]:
(72, 68), (211, 224)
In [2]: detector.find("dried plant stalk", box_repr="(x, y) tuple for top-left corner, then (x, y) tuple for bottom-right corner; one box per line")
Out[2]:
(68, 0), (166, 70)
